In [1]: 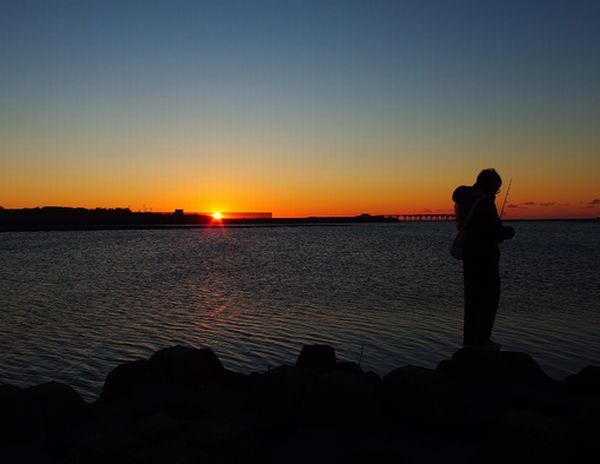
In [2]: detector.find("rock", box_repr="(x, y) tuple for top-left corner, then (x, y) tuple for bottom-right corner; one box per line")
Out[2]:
(295, 345), (336, 373)
(131, 438), (206, 464)
(181, 413), (268, 463)
(183, 414), (251, 449)
(507, 384), (569, 419)
(364, 371), (382, 385)
(220, 369), (253, 392)
(0, 383), (20, 399)
(148, 345), (224, 386)
(500, 352), (556, 387)
(75, 425), (148, 464)
(99, 346), (225, 402)
(482, 409), (569, 464)
(300, 369), (379, 429)
(255, 365), (316, 427)
(334, 361), (363, 374)
(0, 384), (24, 444)
(384, 365), (447, 391)
(566, 390), (600, 460)
(565, 366), (600, 395)
(7, 344), (592, 463)
(158, 383), (252, 420)
(438, 349), (554, 388)
(24, 381), (89, 428)
(333, 363), (382, 386)
(1, 442), (52, 464)
(270, 427), (372, 464)
(99, 359), (151, 402)
(1, 381), (89, 460)
(95, 382), (194, 423)
(383, 366), (461, 427)
(134, 413), (184, 442)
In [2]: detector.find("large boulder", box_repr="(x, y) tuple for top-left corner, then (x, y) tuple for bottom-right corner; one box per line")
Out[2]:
(1, 381), (89, 460)
(133, 413), (185, 442)
(99, 359), (151, 402)
(182, 413), (256, 452)
(482, 409), (569, 464)
(23, 381), (88, 430)
(99, 346), (225, 402)
(300, 368), (380, 429)
(295, 345), (336, 373)
(0, 383), (20, 399)
(0, 384), (25, 444)
(254, 365), (317, 427)
(566, 380), (600, 460)
(148, 345), (224, 386)
(505, 383), (570, 419)
(220, 368), (253, 392)
(131, 437), (207, 464)
(74, 422), (148, 464)
(383, 366), (461, 427)
(437, 348), (554, 388)
(565, 366), (600, 396)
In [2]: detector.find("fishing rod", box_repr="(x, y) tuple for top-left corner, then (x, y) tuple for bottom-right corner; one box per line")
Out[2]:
(499, 178), (512, 219)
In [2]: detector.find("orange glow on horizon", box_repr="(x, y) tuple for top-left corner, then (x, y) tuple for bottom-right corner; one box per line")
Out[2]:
(1, 161), (598, 220)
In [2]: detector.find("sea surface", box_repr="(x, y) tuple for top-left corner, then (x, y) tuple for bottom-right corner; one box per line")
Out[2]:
(1, 221), (599, 400)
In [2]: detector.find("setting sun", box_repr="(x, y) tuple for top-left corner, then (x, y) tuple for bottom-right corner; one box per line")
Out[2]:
(212, 212), (222, 220)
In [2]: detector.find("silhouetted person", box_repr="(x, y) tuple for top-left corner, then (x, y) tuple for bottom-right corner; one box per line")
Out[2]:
(452, 169), (515, 350)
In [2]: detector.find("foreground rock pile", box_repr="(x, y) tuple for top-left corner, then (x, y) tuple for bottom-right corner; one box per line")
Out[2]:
(1, 345), (599, 463)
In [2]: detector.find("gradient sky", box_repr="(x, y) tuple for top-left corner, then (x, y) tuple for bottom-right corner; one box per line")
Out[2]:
(1, 0), (599, 218)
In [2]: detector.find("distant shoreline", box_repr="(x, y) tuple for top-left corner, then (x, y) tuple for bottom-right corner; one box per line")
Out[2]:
(0, 206), (597, 232)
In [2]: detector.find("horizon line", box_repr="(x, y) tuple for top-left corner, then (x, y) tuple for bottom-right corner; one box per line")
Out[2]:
(1, 205), (598, 222)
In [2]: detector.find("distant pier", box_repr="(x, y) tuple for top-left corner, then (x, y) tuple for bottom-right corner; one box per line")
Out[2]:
(384, 213), (455, 221)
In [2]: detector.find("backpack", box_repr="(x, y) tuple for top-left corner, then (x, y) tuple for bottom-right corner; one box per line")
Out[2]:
(450, 196), (484, 260)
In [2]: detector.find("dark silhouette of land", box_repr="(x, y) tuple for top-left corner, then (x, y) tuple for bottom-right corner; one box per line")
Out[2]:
(0, 207), (399, 232)
(1, 344), (598, 463)
(0, 206), (597, 232)
(0, 207), (212, 231)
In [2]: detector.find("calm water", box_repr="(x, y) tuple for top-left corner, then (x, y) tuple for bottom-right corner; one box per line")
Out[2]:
(1, 222), (599, 400)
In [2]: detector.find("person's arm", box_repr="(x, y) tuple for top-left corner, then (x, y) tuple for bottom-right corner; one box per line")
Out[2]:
(478, 200), (514, 242)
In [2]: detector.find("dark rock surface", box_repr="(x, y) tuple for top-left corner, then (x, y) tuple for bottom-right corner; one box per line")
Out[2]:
(3, 345), (598, 463)
(295, 344), (337, 372)
(437, 348), (554, 387)
(565, 365), (600, 395)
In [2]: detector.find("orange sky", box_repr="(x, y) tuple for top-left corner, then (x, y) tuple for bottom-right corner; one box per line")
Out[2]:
(2, 135), (598, 218)
(2, 122), (599, 218)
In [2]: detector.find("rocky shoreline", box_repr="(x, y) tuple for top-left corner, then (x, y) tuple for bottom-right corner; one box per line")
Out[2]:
(1, 345), (599, 463)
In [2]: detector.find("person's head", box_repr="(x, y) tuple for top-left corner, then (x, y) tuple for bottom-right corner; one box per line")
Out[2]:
(475, 168), (502, 197)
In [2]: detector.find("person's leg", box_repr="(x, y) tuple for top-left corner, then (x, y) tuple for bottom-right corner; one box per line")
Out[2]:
(463, 259), (485, 346)
(480, 259), (500, 342)
(464, 258), (499, 347)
